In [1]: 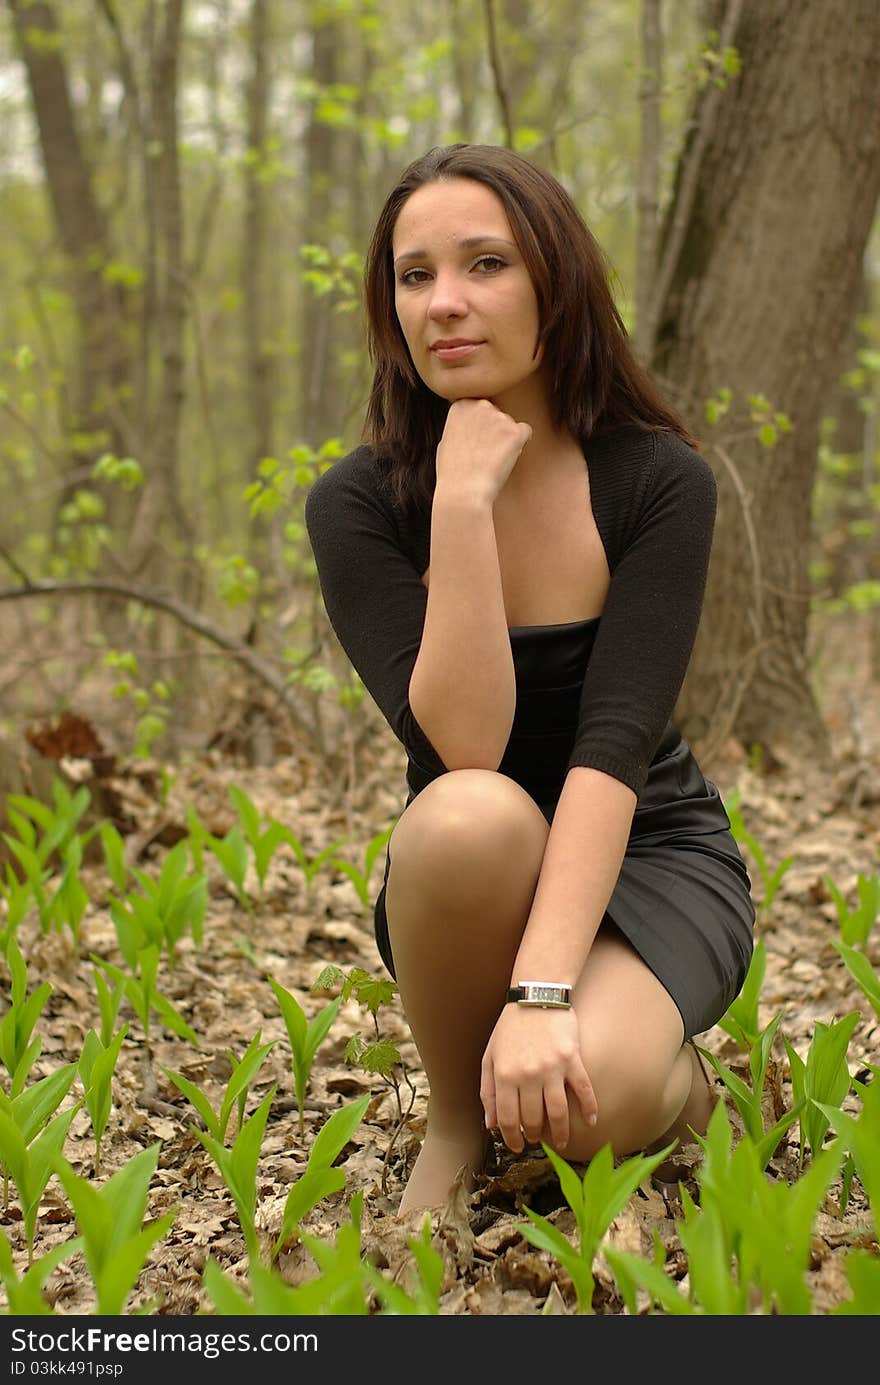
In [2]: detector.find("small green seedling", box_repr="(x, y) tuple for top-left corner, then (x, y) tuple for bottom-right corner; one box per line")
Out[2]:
(110, 840), (206, 969)
(269, 975), (343, 1137)
(78, 1025), (129, 1175)
(831, 938), (880, 1021)
(817, 1075), (880, 1239)
(164, 1030), (277, 1144)
(724, 788), (794, 912)
(227, 785), (292, 901)
(783, 1011), (858, 1166)
(0, 1103), (79, 1264)
(696, 1015), (802, 1163)
(362, 1214), (444, 1315)
(99, 821), (130, 894)
(92, 968), (126, 1047)
(202, 1190), (370, 1315)
(0, 938), (52, 1096)
(0, 1064), (78, 1210)
(0, 863), (33, 948)
(516, 1141), (676, 1314)
(824, 872), (879, 949)
(272, 1094), (370, 1260)
(91, 947), (199, 1047)
(717, 939), (766, 1049)
(276, 826), (350, 893)
(326, 824), (395, 909)
(0, 1227), (83, 1315)
(194, 1084), (276, 1259)
(53, 1142), (178, 1314)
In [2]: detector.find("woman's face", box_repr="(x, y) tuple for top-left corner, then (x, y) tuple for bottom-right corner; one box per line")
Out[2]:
(391, 176), (546, 405)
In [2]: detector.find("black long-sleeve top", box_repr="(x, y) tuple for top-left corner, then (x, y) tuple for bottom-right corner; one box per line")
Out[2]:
(304, 423), (717, 801)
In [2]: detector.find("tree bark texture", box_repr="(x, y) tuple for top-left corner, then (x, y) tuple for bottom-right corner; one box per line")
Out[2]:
(651, 0), (880, 771)
(125, 0), (188, 580)
(7, 0), (134, 475)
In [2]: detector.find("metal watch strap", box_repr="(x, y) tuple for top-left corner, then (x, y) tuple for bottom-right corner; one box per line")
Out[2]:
(506, 981), (573, 1009)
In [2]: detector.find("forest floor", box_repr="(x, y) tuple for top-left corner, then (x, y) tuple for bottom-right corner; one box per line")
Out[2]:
(1, 614), (879, 1316)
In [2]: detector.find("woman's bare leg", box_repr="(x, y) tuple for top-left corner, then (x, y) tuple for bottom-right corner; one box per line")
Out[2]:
(384, 770), (717, 1213)
(385, 771), (551, 1215)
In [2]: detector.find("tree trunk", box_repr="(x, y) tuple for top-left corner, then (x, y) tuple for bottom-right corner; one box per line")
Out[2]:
(7, 0), (134, 483)
(299, 10), (342, 444)
(126, 0), (189, 580)
(243, 0), (273, 475)
(650, 0), (880, 773)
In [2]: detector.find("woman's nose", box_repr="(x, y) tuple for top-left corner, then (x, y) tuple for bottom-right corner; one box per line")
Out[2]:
(426, 270), (469, 319)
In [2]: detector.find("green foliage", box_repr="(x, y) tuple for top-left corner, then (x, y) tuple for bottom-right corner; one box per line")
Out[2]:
(831, 938), (880, 1020)
(53, 1143), (177, 1315)
(516, 1141), (675, 1314)
(363, 1213), (445, 1314)
(2, 779), (94, 937)
(109, 839), (206, 968)
(0, 1227), (82, 1315)
(104, 650), (173, 757)
(817, 1073), (880, 1239)
(832, 1251), (880, 1315)
(226, 784), (292, 900)
(92, 967), (126, 1047)
(824, 873), (879, 948)
(695, 1015), (803, 1162)
(164, 1030), (277, 1145)
(783, 1011), (859, 1166)
(275, 825), (350, 893)
(194, 1085), (276, 1259)
(78, 1025), (129, 1175)
(327, 823), (395, 909)
(185, 805), (252, 910)
(610, 1104), (846, 1315)
(90, 946), (200, 1046)
(272, 1094), (370, 1259)
(717, 938), (766, 1049)
(1, 937), (53, 1096)
(268, 976), (343, 1137)
(723, 787), (794, 912)
(0, 861), (33, 948)
(0, 1102), (79, 1263)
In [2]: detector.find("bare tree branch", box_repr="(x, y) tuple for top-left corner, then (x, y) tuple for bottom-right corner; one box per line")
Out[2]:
(483, 0), (514, 148)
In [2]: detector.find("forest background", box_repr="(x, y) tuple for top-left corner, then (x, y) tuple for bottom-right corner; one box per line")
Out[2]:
(0, 0), (878, 1318)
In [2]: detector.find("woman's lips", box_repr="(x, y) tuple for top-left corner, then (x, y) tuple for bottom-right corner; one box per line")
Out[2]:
(431, 342), (483, 361)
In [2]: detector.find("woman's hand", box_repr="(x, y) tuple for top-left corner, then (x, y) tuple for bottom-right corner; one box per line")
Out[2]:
(480, 1004), (598, 1154)
(435, 397), (532, 508)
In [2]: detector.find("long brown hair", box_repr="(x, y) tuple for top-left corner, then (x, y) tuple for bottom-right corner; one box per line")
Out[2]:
(362, 143), (699, 519)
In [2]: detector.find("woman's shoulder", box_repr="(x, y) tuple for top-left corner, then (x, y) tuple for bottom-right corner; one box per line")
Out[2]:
(304, 444), (400, 532)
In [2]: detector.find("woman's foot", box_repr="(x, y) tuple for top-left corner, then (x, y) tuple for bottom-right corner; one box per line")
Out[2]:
(396, 1126), (490, 1218)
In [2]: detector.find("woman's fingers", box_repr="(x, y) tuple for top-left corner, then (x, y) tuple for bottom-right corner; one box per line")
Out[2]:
(570, 1059), (599, 1127)
(542, 1081), (571, 1150)
(495, 1083), (524, 1153)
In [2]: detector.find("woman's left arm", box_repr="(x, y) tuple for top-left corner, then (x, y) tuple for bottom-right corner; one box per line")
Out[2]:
(480, 766), (637, 1153)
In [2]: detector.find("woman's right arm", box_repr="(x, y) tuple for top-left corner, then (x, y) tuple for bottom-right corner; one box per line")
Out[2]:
(409, 399), (532, 770)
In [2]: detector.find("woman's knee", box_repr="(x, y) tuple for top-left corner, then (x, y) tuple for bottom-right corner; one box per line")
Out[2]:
(388, 769), (550, 901)
(540, 1040), (674, 1162)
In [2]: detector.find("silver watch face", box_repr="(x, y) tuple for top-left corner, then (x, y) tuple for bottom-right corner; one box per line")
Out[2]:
(529, 985), (561, 1002)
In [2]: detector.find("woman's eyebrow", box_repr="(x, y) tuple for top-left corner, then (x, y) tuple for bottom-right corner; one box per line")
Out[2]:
(393, 235), (517, 267)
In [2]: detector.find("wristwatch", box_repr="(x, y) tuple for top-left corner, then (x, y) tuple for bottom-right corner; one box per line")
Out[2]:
(505, 980), (573, 1009)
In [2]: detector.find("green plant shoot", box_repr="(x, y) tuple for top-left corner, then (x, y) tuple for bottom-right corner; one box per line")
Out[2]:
(164, 1030), (277, 1144)
(269, 976), (342, 1137)
(53, 1142), (178, 1314)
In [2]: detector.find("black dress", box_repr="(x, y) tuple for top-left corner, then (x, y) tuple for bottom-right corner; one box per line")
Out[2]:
(373, 616), (756, 1040)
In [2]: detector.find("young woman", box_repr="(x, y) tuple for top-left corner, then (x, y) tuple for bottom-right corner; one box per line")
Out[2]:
(305, 143), (755, 1217)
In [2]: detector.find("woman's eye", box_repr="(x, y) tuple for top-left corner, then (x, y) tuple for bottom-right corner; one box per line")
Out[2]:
(398, 255), (506, 286)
